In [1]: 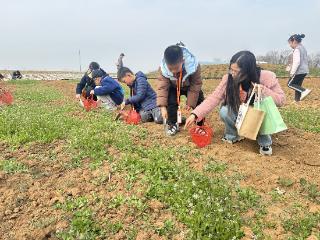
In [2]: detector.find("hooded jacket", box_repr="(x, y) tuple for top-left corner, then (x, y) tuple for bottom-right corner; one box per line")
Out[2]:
(157, 46), (202, 108)
(94, 75), (124, 105)
(125, 71), (157, 111)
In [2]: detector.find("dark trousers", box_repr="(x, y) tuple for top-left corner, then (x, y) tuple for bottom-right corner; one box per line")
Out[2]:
(167, 86), (204, 125)
(288, 74), (307, 101)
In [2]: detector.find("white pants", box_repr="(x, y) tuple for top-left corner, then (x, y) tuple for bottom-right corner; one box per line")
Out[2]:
(95, 86), (117, 111)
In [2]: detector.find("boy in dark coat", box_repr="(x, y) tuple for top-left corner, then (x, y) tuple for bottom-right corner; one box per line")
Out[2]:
(118, 67), (163, 124)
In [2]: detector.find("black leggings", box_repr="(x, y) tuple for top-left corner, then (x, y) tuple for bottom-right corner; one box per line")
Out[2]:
(287, 74), (307, 101)
(167, 86), (204, 125)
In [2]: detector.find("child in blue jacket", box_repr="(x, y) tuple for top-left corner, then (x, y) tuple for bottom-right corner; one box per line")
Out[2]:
(90, 69), (124, 110)
(75, 61), (107, 100)
(117, 67), (163, 124)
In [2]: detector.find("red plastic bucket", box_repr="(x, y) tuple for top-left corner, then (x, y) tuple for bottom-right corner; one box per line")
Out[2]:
(0, 91), (14, 105)
(82, 96), (98, 112)
(124, 109), (141, 125)
(189, 125), (213, 148)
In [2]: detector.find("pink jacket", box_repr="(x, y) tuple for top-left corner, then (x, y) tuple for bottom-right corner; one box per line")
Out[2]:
(192, 70), (286, 120)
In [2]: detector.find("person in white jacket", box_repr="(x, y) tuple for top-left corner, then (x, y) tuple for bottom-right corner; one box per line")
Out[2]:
(287, 34), (311, 102)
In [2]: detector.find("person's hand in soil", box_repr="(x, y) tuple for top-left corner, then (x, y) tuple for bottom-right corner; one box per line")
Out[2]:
(76, 94), (81, 99)
(90, 90), (94, 95)
(160, 107), (168, 120)
(184, 114), (196, 129)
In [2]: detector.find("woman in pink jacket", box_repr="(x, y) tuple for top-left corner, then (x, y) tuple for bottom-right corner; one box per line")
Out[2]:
(185, 51), (286, 155)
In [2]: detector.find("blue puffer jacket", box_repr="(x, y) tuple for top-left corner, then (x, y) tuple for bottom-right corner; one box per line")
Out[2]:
(125, 72), (157, 111)
(94, 75), (124, 105)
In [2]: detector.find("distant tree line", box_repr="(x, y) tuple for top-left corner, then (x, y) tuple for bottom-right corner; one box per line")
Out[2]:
(257, 50), (320, 68)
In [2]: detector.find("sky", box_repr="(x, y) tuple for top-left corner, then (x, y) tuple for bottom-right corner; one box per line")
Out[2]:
(0, 0), (319, 73)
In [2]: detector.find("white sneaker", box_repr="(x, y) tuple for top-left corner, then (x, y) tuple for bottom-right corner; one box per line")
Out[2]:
(300, 89), (312, 101)
(260, 146), (272, 156)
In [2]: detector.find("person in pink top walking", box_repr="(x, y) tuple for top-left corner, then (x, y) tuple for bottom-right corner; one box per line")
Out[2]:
(185, 51), (286, 156)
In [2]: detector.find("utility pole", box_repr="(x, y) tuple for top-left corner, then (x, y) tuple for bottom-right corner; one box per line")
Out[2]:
(78, 49), (82, 72)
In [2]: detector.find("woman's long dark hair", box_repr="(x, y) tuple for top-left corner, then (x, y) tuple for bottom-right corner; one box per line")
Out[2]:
(225, 51), (261, 113)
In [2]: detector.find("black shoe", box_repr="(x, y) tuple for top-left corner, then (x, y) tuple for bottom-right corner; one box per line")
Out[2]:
(165, 123), (179, 136)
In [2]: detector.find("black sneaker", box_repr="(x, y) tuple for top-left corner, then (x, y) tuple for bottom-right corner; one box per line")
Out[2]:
(165, 123), (179, 136)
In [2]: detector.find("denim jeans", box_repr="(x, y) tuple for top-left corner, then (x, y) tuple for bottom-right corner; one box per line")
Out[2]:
(219, 105), (272, 147)
(139, 107), (163, 124)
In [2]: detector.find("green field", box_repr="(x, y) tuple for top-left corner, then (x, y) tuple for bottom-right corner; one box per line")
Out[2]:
(0, 80), (319, 240)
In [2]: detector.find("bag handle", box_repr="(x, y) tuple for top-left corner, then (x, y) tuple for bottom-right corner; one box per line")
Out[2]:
(245, 83), (257, 107)
(256, 84), (262, 110)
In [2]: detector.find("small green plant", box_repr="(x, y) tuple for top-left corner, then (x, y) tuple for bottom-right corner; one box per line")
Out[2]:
(127, 195), (147, 212)
(108, 194), (126, 209)
(105, 221), (123, 235)
(55, 196), (88, 211)
(278, 177), (294, 188)
(283, 212), (320, 239)
(269, 188), (285, 202)
(57, 209), (103, 240)
(91, 174), (108, 186)
(30, 217), (57, 229)
(155, 219), (175, 236)
(300, 178), (320, 204)
(126, 227), (138, 240)
(204, 161), (228, 173)
(0, 158), (28, 174)
(236, 187), (261, 211)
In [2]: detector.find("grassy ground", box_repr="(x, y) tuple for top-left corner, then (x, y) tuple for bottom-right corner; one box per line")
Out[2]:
(0, 79), (319, 239)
